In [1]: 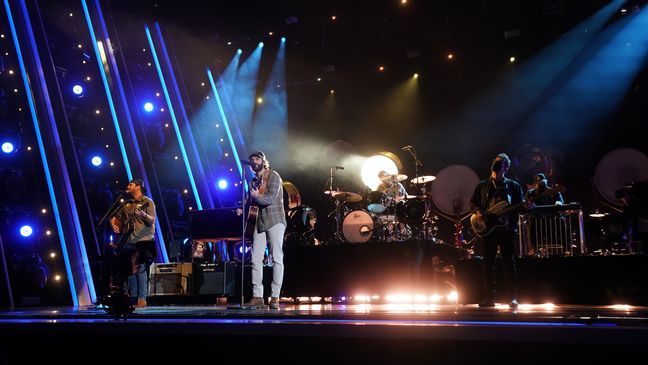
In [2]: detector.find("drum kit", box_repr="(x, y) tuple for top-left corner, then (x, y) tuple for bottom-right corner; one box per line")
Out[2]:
(325, 173), (439, 243)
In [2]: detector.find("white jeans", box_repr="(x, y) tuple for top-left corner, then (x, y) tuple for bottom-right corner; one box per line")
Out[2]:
(251, 223), (286, 298)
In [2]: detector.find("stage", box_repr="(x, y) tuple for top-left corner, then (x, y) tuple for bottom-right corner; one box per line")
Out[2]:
(1, 303), (647, 361)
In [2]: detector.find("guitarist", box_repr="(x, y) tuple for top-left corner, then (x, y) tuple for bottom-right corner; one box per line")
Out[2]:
(470, 153), (524, 308)
(109, 178), (156, 308)
(243, 151), (287, 310)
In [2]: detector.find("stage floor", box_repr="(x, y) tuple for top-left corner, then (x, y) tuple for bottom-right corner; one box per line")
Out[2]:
(2, 303), (647, 361)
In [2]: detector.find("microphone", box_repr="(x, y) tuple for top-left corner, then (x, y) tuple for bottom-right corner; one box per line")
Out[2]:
(335, 166), (345, 170)
(402, 145), (413, 150)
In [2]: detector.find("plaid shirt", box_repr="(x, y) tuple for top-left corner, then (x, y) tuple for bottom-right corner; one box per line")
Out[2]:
(251, 170), (287, 233)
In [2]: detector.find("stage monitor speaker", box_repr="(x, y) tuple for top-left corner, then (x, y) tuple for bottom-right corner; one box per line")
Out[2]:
(148, 263), (193, 296)
(193, 262), (235, 295)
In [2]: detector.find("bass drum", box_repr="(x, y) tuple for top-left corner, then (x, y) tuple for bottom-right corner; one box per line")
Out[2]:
(342, 210), (374, 243)
(396, 198), (427, 222)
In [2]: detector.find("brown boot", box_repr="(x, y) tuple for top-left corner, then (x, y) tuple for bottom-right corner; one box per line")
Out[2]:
(269, 297), (280, 310)
(244, 297), (267, 309)
(135, 298), (147, 308)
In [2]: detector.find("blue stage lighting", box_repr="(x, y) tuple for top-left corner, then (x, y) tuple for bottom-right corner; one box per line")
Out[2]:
(281, 37), (286, 42)
(258, 42), (264, 48)
(19, 225), (33, 238)
(237, 48), (243, 54)
(90, 155), (102, 167)
(1, 141), (15, 154)
(144, 102), (154, 112)
(218, 179), (228, 189)
(72, 84), (84, 95)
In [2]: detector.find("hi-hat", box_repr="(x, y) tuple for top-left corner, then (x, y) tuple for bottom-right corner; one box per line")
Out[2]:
(332, 191), (363, 203)
(380, 173), (408, 183)
(410, 175), (436, 184)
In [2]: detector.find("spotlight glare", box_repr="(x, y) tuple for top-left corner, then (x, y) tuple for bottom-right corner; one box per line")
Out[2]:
(50, 252), (56, 258)
(218, 179), (228, 190)
(361, 155), (399, 190)
(331, 15), (337, 21)
(509, 56), (516, 63)
(54, 275), (61, 281)
(330, 89), (335, 94)
(258, 42), (264, 48)
(257, 97), (263, 104)
(447, 53), (454, 60)
(90, 156), (103, 167)
(19, 225), (33, 237)
(378, 66), (385, 72)
(237, 48), (243, 54)
(1, 142), (15, 154)
(413, 73), (419, 79)
(41, 208), (47, 214)
(72, 84), (84, 95)
(144, 102), (154, 112)
(281, 37), (286, 42)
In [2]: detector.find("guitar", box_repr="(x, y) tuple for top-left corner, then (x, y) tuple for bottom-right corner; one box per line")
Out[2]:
(112, 200), (150, 249)
(470, 185), (565, 237)
(244, 169), (271, 240)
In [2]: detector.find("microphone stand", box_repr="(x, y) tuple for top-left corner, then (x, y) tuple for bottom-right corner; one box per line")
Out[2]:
(97, 193), (126, 229)
(240, 165), (248, 308)
(329, 167), (345, 244)
(404, 146), (423, 197)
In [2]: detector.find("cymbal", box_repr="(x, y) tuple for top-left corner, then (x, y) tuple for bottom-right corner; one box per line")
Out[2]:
(410, 175), (436, 184)
(323, 190), (337, 195)
(332, 191), (363, 203)
(406, 194), (427, 199)
(380, 173), (408, 183)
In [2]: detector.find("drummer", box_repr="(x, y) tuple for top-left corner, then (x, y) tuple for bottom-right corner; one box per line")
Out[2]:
(377, 170), (408, 204)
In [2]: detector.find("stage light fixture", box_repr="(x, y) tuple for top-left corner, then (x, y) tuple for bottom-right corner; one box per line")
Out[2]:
(1, 141), (15, 154)
(218, 179), (228, 189)
(331, 15), (336, 21)
(72, 84), (84, 96)
(257, 97), (263, 104)
(237, 49), (243, 54)
(144, 102), (154, 112)
(447, 53), (454, 60)
(19, 225), (33, 237)
(413, 73), (419, 79)
(90, 155), (103, 167)
(509, 56), (516, 63)
(258, 42), (264, 48)
(281, 37), (286, 42)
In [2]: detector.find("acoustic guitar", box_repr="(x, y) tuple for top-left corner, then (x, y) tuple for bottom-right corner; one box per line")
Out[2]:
(113, 200), (150, 249)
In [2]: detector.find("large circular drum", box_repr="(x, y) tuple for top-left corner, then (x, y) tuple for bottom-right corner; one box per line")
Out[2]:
(342, 210), (374, 243)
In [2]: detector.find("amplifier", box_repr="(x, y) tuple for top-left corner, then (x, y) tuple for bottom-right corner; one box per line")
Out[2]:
(193, 262), (235, 295)
(148, 263), (193, 296)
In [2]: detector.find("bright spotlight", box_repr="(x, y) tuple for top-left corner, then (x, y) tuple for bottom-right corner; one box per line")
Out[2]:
(281, 37), (286, 42)
(413, 73), (419, 79)
(1, 142), (15, 154)
(144, 102), (154, 112)
(90, 156), (103, 167)
(19, 225), (33, 237)
(509, 56), (516, 63)
(361, 155), (399, 190)
(218, 179), (228, 189)
(72, 84), (84, 96)
(258, 42), (264, 48)
(237, 48), (243, 54)
(257, 97), (264, 104)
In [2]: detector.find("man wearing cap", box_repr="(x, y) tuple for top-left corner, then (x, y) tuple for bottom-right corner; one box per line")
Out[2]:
(525, 173), (564, 207)
(110, 178), (156, 308)
(377, 170), (407, 203)
(244, 151), (287, 309)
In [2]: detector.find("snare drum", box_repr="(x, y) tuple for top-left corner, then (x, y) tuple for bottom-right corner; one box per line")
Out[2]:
(342, 210), (374, 243)
(366, 191), (387, 214)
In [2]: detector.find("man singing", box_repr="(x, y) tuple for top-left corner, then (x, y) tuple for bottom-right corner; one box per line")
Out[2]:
(110, 178), (156, 308)
(244, 151), (287, 310)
